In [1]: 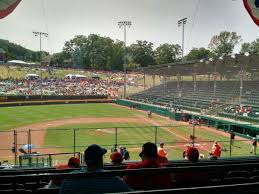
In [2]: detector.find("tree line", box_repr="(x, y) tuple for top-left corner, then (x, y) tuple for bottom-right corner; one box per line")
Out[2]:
(1, 31), (259, 70)
(0, 39), (48, 62)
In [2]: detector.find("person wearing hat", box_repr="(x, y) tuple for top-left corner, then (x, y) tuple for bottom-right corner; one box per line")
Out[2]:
(45, 157), (81, 189)
(123, 142), (173, 190)
(157, 142), (168, 158)
(209, 141), (222, 159)
(250, 137), (257, 155)
(60, 144), (132, 194)
(175, 147), (209, 187)
(186, 147), (199, 163)
(110, 151), (123, 166)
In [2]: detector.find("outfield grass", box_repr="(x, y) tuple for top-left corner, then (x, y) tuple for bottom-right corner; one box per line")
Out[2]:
(0, 104), (139, 130)
(44, 122), (185, 161)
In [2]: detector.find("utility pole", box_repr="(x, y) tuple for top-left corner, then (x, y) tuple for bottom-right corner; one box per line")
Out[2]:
(118, 21), (132, 98)
(33, 31), (48, 99)
(178, 18), (187, 62)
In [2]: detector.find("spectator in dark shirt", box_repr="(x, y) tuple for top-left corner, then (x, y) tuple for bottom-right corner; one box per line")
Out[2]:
(60, 144), (132, 194)
(123, 142), (173, 190)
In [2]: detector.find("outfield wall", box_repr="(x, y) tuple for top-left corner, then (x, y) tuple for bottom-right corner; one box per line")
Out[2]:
(0, 95), (112, 107)
(0, 95), (108, 102)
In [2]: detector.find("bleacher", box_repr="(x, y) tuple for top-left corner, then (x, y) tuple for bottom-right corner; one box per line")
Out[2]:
(1, 157), (259, 194)
(130, 80), (259, 122)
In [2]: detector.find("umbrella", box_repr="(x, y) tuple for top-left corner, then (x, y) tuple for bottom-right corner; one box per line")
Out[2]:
(21, 144), (35, 150)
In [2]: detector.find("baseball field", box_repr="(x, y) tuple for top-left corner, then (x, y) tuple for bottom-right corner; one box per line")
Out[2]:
(0, 103), (253, 164)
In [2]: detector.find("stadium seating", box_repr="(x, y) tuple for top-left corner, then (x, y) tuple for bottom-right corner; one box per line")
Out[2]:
(130, 80), (259, 122)
(1, 157), (259, 193)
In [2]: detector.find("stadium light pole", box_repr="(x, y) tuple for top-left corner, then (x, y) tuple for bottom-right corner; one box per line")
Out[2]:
(118, 21), (132, 99)
(178, 18), (187, 62)
(33, 31), (48, 99)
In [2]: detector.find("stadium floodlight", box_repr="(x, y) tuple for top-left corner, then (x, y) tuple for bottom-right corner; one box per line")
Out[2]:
(178, 18), (187, 62)
(33, 31), (49, 100)
(118, 21), (132, 98)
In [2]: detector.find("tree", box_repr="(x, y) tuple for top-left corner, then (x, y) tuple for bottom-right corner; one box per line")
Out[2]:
(240, 39), (259, 54)
(186, 47), (213, 61)
(155, 43), (181, 64)
(208, 31), (242, 57)
(0, 39), (48, 62)
(108, 40), (124, 71)
(129, 40), (156, 67)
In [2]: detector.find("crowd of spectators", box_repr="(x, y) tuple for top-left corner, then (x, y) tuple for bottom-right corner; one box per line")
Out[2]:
(46, 141), (226, 193)
(0, 70), (142, 97)
(223, 105), (254, 117)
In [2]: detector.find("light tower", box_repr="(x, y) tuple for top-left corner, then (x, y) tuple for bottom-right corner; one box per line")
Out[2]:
(33, 31), (48, 99)
(118, 21), (132, 98)
(178, 18), (187, 62)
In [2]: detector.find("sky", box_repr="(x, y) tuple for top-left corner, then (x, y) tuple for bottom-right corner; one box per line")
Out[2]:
(0, 0), (258, 54)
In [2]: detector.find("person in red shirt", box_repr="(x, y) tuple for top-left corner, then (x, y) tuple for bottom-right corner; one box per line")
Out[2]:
(110, 151), (123, 166)
(45, 157), (80, 188)
(210, 141), (222, 159)
(123, 142), (173, 190)
(176, 147), (209, 187)
(157, 142), (168, 158)
(186, 147), (199, 163)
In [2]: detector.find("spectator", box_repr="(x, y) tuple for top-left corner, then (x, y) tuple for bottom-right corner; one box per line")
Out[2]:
(209, 141), (222, 159)
(60, 144), (132, 194)
(45, 157), (80, 189)
(250, 137), (257, 155)
(157, 142), (168, 158)
(186, 147), (199, 163)
(175, 147), (209, 187)
(123, 142), (173, 190)
(110, 152), (123, 166)
(183, 145), (199, 162)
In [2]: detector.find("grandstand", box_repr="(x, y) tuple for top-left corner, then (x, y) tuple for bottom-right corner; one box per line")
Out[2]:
(126, 54), (259, 137)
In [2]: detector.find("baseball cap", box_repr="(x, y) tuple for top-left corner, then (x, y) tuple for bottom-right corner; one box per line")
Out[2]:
(186, 147), (199, 163)
(110, 152), (123, 163)
(68, 157), (80, 167)
(84, 144), (107, 164)
(139, 142), (158, 158)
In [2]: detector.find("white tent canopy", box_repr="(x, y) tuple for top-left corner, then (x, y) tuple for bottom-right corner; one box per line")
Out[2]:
(7, 60), (27, 65)
(65, 74), (87, 79)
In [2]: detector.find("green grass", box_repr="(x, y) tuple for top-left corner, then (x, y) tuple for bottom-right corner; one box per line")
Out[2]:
(0, 104), (138, 130)
(0, 103), (254, 164)
(44, 122), (185, 161)
(44, 122), (253, 162)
